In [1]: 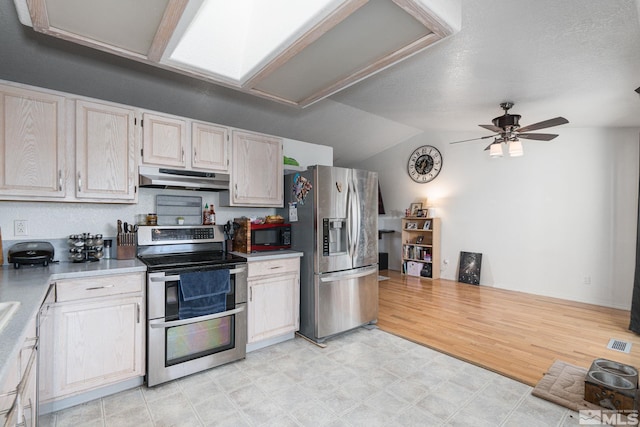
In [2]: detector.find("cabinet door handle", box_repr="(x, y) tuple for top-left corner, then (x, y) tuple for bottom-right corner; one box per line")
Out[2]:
(193, 148), (197, 162)
(249, 286), (252, 302)
(181, 147), (185, 162)
(136, 303), (140, 324)
(85, 285), (114, 291)
(269, 266), (282, 270)
(77, 172), (82, 192)
(58, 169), (63, 191)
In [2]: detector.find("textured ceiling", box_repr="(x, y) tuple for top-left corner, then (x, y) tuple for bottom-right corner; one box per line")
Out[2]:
(235, 0), (640, 165)
(6, 0), (640, 166)
(322, 0), (640, 164)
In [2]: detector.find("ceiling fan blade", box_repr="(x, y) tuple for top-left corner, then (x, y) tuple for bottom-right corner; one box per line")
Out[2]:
(517, 117), (568, 133)
(479, 124), (503, 133)
(517, 133), (558, 141)
(450, 134), (497, 144)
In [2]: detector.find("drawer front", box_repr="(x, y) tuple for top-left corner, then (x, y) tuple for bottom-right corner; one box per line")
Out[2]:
(248, 257), (299, 278)
(56, 272), (144, 302)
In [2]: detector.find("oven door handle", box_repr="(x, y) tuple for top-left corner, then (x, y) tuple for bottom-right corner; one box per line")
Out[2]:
(149, 306), (245, 328)
(150, 267), (247, 283)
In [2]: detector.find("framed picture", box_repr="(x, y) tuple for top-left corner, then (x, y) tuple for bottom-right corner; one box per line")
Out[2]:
(423, 220), (431, 230)
(415, 235), (424, 244)
(409, 202), (422, 216)
(405, 222), (418, 230)
(458, 251), (483, 285)
(416, 209), (425, 217)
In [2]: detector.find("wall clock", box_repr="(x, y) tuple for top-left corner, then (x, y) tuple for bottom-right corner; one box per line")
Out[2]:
(407, 145), (442, 183)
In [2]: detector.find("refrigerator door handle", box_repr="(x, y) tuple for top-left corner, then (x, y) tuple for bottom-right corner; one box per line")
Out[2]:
(319, 266), (378, 282)
(352, 173), (361, 258)
(347, 180), (356, 258)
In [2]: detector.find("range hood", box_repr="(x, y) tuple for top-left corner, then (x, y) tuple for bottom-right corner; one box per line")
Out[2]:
(139, 166), (229, 191)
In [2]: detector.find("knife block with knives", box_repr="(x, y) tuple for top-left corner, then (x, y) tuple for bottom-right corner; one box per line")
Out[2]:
(116, 219), (137, 260)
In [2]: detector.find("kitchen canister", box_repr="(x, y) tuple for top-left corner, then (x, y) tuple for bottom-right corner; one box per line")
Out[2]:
(103, 239), (112, 259)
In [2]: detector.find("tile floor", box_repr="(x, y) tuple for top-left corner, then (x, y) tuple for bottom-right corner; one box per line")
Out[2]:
(40, 328), (581, 426)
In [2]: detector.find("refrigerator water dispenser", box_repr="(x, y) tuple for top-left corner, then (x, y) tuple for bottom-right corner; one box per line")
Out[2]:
(323, 218), (347, 256)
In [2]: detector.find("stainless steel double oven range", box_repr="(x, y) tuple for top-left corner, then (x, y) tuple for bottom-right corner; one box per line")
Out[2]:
(136, 225), (247, 387)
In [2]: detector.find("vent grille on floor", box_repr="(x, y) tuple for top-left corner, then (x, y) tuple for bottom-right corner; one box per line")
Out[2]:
(607, 338), (632, 353)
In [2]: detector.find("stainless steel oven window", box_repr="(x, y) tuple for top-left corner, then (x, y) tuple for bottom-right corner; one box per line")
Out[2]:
(147, 305), (246, 386)
(165, 315), (235, 365)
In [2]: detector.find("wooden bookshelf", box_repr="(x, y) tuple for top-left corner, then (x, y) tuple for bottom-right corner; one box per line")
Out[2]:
(401, 217), (441, 279)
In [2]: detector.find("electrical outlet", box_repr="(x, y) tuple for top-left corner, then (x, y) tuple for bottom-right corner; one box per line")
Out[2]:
(583, 276), (591, 285)
(14, 220), (28, 236)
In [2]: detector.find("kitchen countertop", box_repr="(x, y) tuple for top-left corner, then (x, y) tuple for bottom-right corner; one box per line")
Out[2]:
(232, 250), (303, 261)
(0, 259), (146, 384)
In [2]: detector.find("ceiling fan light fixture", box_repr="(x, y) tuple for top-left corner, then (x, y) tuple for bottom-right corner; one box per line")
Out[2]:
(508, 139), (524, 157)
(489, 143), (503, 158)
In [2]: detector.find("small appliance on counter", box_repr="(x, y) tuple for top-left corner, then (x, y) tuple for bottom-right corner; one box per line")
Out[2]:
(68, 234), (104, 262)
(232, 217), (291, 253)
(8, 241), (55, 269)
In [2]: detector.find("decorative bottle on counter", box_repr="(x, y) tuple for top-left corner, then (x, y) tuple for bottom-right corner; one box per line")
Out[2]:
(203, 203), (212, 225)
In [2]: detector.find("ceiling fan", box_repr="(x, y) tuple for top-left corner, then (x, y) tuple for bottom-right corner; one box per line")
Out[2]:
(451, 102), (569, 157)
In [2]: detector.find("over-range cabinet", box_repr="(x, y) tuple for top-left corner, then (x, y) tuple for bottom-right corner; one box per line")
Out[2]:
(281, 165), (379, 343)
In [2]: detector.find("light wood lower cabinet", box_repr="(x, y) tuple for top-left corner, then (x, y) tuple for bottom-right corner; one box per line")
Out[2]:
(39, 273), (144, 403)
(0, 316), (37, 427)
(247, 257), (300, 344)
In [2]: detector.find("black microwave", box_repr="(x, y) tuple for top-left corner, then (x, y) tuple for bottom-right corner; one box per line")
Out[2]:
(249, 222), (292, 252)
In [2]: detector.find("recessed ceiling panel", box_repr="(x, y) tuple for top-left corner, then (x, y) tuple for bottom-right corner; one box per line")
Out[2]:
(252, 0), (431, 104)
(45, 0), (169, 55)
(16, 0), (459, 107)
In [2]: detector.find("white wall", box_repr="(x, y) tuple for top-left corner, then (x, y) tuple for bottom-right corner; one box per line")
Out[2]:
(283, 137), (333, 169)
(355, 127), (639, 310)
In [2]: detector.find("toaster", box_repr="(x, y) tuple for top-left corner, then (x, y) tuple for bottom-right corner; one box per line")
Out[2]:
(8, 241), (55, 269)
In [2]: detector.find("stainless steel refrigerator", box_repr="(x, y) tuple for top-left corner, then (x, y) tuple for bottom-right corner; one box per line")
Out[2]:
(281, 165), (378, 342)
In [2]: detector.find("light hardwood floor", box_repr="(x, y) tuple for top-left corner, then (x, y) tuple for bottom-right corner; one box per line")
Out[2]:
(377, 270), (640, 386)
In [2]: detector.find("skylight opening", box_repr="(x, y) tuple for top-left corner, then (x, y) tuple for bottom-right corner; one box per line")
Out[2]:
(167, 0), (343, 83)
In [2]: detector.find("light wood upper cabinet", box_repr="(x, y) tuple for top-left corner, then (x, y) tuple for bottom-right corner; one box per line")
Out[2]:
(75, 100), (137, 201)
(191, 121), (228, 172)
(229, 130), (283, 207)
(142, 114), (229, 173)
(141, 112), (187, 168)
(0, 84), (66, 198)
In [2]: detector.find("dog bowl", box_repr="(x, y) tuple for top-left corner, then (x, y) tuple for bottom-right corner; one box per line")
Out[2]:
(591, 358), (638, 387)
(588, 370), (636, 390)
